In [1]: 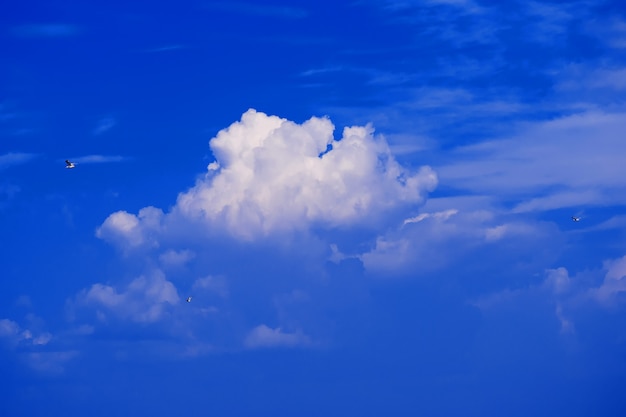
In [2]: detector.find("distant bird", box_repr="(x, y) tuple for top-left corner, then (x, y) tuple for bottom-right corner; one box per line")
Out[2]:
(65, 160), (76, 169)
(571, 216), (581, 222)
(186, 296), (192, 303)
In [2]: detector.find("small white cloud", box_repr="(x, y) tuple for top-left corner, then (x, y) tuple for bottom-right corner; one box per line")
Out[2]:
(328, 243), (348, 263)
(484, 222), (537, 242)
(32, 332), (53, 345)
(159, 249), (195, 268)
(93, 117), (116, 135)
(74, 270), (179, 323)
(0, 318), (53, 347)
(0, 319), (20, 339)
(544, 267), (571, 295)
(244, 324), (312, 349)
(555, 303), (574, 334)
(403, 209), (458, 226)
(192, 275), (229, 298)
(589, 255), (626, 305)
(96, 207), (163, 251)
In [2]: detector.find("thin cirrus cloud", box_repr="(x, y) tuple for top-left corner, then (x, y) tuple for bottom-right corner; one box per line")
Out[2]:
(70, 155), (129, 164)
(11, 23), (80, 38)
(435, 110), (626, 211)
(97, 109), (437, 243)
(205, 2), (309, 19)
(93, 117), (116, 135)
(0, 152), (37, 170)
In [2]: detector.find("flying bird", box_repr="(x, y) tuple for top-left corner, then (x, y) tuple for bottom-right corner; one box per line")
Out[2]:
(571, 216), (581, 222)
(186, 296), (192, 303)
(65, 160), (76, 169)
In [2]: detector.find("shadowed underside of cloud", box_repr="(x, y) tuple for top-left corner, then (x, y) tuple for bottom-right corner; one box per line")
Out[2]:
(98, 109), (437, 244)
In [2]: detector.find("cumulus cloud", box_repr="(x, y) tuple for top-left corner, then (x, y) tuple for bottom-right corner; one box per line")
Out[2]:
(98, 109), (437, 243)
(0, 318), (52, 347)
(72, 270), (179, 323)
(361, 207), (496, 275)
(96, 206), (164, 251)
(543, 267), (571, 295)
(589, 255), (626, 305)
(244, 324), (312, 349)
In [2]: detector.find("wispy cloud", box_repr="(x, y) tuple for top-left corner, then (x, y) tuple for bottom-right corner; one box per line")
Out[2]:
(436, 111), (626, 210)
(70, 154), (128, 164)
(93, 117), (116, 135)
(205, 2), (309, 19)
(143, 44), (188, 53)
(11, 23), (80, 38)
(0, 152), (37, 170)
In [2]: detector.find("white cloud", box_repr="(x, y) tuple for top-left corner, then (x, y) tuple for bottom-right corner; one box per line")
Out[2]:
(99, 109), (437, 243)
(589, 255), (626, 305)
(71, 154), (128, 164)
(361, 207), (490, 275)
(555, 303), (574, 334)
(403, 209), (458, 225)
(159, 249), (196, 268)
(437, 111), (626, 211)
(543, 267), (571, 295)
(0, 318), (53, 347)
(73, 269), (179, 323)
(244, 324), (312, 349)
(192, 276), (229, 298)
(361, 202), (558, 277)
(96, 206), (163, 251)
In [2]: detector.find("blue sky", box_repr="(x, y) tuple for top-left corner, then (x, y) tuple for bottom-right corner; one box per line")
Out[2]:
(2, 0), (626, 415)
